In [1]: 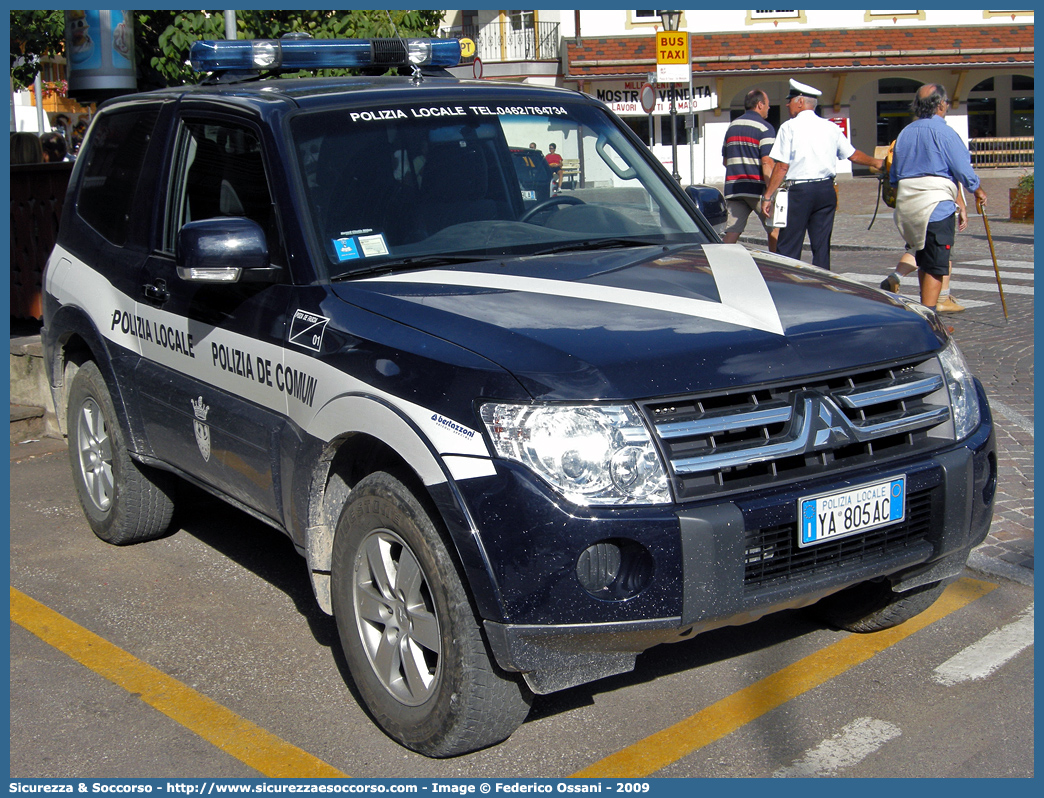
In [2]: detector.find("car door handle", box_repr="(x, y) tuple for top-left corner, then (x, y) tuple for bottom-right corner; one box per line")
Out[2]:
(143, 279), (169, 305)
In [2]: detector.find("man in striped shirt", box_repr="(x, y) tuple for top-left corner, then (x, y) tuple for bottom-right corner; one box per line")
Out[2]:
(721, 89), (777, 252)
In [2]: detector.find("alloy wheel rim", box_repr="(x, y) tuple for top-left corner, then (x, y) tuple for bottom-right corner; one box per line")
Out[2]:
(76, 397), (114, 512)
(354, 529), (441, 705)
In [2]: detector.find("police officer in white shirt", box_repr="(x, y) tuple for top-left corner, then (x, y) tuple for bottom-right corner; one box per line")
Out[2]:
(760, 79), (884, 270)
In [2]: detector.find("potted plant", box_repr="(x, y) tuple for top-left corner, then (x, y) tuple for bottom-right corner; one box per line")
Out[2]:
(1009, 171), (1033, 221)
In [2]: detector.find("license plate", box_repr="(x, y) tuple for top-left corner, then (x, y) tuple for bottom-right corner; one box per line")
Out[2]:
(798, 476), (906, 547)
(521, 190), (537, 201)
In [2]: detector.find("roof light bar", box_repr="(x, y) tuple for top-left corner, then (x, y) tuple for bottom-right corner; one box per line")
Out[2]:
(189, 38), (462, 73)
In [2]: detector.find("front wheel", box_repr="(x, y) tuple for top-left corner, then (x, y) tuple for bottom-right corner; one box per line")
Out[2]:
(331, 472), (531, 757)
(812, 578), (948, 633)
(66, 360), (176, 545)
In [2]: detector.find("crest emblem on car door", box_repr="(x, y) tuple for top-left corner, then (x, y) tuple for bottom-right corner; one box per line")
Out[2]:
(192, 395), (211, 462)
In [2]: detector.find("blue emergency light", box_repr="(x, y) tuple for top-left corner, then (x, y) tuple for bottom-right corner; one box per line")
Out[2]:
(189, 37), (463, 73)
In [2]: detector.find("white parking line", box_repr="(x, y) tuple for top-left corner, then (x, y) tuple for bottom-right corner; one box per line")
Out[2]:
(839, 274), (1034, 296)
(954, 267), (1035, 281)
(989, 399), (1035, 437)
(963, 260), (1035, 270)
(772, 717), (902, 778)
(947, 279), (1033, 295)
(932, 604), (1034, 686)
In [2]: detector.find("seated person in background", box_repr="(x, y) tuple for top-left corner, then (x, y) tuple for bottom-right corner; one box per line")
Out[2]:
(11, 132), (43, 164)
(545, 142), (562, 195)
(41, 132), (69, 163)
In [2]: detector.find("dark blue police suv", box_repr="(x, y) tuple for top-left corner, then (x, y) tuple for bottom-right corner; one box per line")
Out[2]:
(43, 36), (996, 756)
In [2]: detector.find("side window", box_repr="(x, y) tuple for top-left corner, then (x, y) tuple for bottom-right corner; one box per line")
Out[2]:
(77, 109), (159, 246)
(167, 120), (284, 265)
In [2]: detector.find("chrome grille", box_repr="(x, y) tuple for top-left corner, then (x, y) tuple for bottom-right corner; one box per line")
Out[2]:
(644, 356), (952, 501)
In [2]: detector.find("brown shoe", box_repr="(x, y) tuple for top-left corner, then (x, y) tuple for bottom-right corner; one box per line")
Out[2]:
(936, 296), (965, 313)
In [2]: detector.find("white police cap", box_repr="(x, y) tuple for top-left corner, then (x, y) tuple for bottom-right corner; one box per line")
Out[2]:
(787, 78), (822, 99)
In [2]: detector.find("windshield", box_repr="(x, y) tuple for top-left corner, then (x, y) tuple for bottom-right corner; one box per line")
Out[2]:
(290, 98), (711, 280)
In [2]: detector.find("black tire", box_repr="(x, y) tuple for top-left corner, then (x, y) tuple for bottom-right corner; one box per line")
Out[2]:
(813, 578), (947, 633)
(66, 360), (176, 545)
(331, 471), (532, 757)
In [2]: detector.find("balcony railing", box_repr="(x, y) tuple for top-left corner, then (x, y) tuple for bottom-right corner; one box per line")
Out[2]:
(970, 136), (1034, 168)
(441, 21), (560, 62)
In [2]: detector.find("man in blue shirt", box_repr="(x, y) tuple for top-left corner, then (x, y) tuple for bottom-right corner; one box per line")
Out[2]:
(890, 83), (987, 311)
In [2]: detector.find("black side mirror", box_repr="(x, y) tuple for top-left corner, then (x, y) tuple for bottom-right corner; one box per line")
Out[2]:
(684, 184), (728, 230)
(176, 217), (281, 284)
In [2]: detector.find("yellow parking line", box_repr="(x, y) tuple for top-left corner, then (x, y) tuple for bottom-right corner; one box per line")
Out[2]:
(573, 577), (996, 778)
(10, 587), (347, 778)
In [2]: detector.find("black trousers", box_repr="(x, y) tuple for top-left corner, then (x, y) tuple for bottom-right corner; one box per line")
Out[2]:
(777, 179), (836, 270)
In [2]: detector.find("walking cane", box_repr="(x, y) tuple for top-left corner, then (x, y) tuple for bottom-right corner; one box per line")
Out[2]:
(977, 199), (1009, 320)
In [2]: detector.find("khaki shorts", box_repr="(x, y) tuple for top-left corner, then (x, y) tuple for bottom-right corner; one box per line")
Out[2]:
(724, 196), (771, 236)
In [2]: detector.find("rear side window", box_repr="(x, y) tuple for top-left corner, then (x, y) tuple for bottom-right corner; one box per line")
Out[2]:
(76, 109), (159, 246)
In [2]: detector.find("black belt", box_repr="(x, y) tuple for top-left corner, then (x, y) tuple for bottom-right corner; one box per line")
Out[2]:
(787, 177), (834, 185)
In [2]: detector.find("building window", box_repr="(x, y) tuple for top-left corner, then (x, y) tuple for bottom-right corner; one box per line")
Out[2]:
(627, 11), (688, 29)
(1011, 96), (1033, 136)
(878, 77), (921, 95)
(1011, 74), (1033, 136)
(745, 9), (807, 24)
(877, 100), (913, 146)
(967, 97), (997, 138)
(659, 113), (689, 146)
(864, 10), (927, 21)
(622, 115), (651, 146)
(746, 10), (806, 24)
(508, 10), (534, 31)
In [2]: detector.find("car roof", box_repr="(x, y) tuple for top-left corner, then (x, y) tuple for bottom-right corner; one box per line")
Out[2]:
(101, 75), (592, 116)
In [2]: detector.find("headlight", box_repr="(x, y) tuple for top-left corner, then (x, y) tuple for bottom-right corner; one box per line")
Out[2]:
(479, 403), (671, 506)
(938, 339), (981, 440)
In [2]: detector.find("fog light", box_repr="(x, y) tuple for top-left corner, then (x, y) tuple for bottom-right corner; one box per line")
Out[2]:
(576, 539), (653, 600)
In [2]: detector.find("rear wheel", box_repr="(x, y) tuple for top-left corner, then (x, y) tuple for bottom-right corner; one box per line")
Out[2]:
(331, 471), (531, 756)
(66, 361), (176, 545)
(813, 578), (947, 633)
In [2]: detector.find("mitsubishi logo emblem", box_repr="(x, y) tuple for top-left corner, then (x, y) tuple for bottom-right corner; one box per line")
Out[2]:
(811, 397), (855, 449)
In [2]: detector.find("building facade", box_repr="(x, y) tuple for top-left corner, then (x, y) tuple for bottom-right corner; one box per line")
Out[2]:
(441, 9), (1034, 184)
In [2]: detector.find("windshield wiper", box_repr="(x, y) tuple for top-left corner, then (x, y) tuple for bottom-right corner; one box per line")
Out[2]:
(331, 254), (493, 282)
(533, 237), (662, 256)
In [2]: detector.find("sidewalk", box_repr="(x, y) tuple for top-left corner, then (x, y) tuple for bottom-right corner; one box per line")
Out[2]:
(730, 168), (1031, 255)
(746, 169), (1035, 585)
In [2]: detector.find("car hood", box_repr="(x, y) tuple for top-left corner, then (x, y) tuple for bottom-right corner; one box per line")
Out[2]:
(331, 243), (946, 400)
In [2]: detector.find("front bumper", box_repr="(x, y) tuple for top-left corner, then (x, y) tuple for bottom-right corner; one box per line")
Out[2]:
(471, 387), (996, 694)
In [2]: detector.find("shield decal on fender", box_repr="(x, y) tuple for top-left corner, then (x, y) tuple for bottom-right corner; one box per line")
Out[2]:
(191, 396), (211, 462)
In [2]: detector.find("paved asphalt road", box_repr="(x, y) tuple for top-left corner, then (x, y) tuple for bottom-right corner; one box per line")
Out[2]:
(7, 448), (1036, 778)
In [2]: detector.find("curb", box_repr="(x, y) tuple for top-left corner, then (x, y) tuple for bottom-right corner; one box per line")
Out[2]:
(967, 549), (1034, 587)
